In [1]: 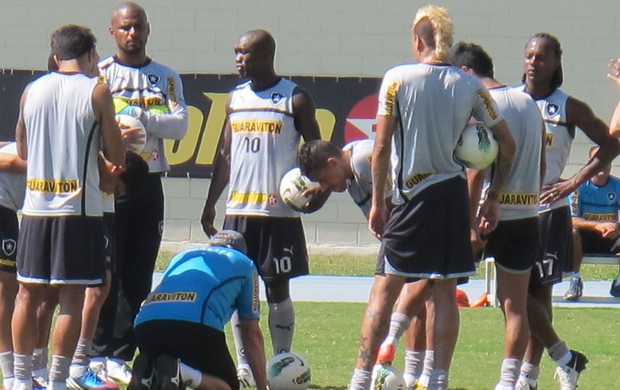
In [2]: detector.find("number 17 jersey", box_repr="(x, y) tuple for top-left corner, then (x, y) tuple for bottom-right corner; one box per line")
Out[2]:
(227, 78), (300, 218)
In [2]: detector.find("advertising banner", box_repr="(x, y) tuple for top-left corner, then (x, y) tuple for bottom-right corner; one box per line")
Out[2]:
(0, 71), (381, 177)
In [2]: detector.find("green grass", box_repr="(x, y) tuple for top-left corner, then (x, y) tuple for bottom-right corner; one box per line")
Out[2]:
(228, 303), (618, 389)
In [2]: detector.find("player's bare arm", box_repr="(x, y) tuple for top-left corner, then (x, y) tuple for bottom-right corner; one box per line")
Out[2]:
(15, 90), (29, 160)
(466, 167), (486, 252)
(201, 96), (233, 237)
(240, 320), (268, 390)
(369, 115), (396, 238)
(292, 86), (331, 212)
(93, 82), (125, 168)
(479, 119), (515, 235)
(0, 152), (26, 174)
(542, 97), (620, 204)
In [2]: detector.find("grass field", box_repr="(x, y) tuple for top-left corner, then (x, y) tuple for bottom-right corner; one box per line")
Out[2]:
(236, 303), (618, 389)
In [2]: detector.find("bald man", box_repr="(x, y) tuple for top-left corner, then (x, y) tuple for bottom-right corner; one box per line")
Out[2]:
(90, 2), (188, 385)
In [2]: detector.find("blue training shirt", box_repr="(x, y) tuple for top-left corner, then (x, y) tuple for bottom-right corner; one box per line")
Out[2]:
(134, 246), (260, 331)
(570, 176), (620, 221)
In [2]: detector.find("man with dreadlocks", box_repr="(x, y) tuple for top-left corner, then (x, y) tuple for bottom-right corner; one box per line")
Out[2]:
(516, 32), (620, 390)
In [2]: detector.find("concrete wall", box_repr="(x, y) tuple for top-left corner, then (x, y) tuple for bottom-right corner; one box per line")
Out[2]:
(2, 0), (620, 246)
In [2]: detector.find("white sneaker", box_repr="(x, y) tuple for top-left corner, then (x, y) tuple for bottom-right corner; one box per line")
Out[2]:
(105, 359), (132, 385)
(515, 375), (537, 390)
(237, 365), (255, 388)
(554, 350), (588, 390)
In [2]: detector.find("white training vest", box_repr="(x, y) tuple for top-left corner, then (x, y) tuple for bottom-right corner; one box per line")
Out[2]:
(0, 143), (26, 211)
(535, 88), (572, 211)
(226, 79), (301, 217)
(22, 72), (102, 217)
(487, 87), (544, 220)
(99, 56), (188, 173)
(377, 63), (502, 204)
(344, 139), (393, 219)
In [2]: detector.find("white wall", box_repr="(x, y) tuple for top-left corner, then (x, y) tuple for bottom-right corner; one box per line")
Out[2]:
(3, 0), (620, 246)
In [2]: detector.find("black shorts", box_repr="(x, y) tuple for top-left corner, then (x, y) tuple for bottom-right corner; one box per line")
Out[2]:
(381, 176), (475, 279)
(135, 320), (238, 390)
(577, 228), (620, 255)
(17, 215), (105, 285)
(223, 216), (309, 282)
(531, 206), (572, 287)
(103, 212), (116, 273)
(0, 206), (18, 273)
(484, 217), (541, 272)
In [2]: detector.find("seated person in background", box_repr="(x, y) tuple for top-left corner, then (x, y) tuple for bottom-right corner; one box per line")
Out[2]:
(130, 230), (267, 390)
(566, 146), (620, 300)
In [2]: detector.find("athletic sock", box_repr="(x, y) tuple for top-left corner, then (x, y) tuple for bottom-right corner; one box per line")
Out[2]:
(497, 358), (520, 387)
(32, 347), (48, 375)
(69, 338), (92, 378)
(0, 351), (14, 389)
(428, 369), (448, 390)
(14, 353), (33, 383)
(403, 349), (424, 386)
(519, 362), (540, 383)
(383, 312), (410, 346)
(268, 298), (295, 354)
(179, 362), (202, 389)
(348, 368), (371, 390)
(548, 340), (571, 366)
(418, 349), (434, 387)
(49, 355), (71, 386)
(230, 311), (249, 367)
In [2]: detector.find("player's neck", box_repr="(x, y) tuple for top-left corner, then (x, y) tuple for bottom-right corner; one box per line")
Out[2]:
(251, 72), (280, 92)
(343, 149), (353, 178)
(524, 81), (555, 100)
(116, 51), (150, 67)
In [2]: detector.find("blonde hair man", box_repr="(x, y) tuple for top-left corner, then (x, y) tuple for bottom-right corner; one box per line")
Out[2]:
(347, 5), (515, 390)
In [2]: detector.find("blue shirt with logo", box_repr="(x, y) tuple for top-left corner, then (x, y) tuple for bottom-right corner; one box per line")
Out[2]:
(134, 246), (260, 331)
(570, 176), (620, 222)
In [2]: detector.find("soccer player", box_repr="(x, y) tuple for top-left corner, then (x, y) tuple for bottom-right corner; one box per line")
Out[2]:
(200, 29), (328, 386)
(451, 42), (545, 390)
(92, 2), (188, 383)
(298, 139), (433, 389)
(0, 142), (26, 390)
(12, 24), (125, 390)
(348, 5), (516, 390)
(565, 146), (620, 300)
(68, 150), (149, 390)
(516, 32), (620, 390)
(130, 230), (267, 390)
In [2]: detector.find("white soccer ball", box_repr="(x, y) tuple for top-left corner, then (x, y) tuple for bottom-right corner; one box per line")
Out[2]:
(279, 167), (317, 211)
(267, 352), (311, 390)
(371, 364), (406, 390)
(116, 114), (147, 153)
(454, 122), (499, 170)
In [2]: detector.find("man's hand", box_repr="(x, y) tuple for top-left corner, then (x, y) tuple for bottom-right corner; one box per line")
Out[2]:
(201, 205), (218, 237)
(540, 179), (574, 206)
(478, 197), (499, 237)
(368, 202), (388, 239)
(596, 221), (620, 239)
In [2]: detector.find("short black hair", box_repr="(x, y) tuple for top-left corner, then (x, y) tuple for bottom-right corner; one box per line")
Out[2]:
(297, 140), (342, 180)
(118, 150), (148, 196)
(450, 41), (494, 78)
(50, 24), (97, 61)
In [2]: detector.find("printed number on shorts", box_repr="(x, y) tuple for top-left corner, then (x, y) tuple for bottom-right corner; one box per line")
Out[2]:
(272, 255), (292, 274)
(243, 137), (261, 153)
(535, 253), (556, 279)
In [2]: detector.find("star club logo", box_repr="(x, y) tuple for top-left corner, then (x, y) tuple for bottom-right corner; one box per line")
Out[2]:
(147, 74), (160, 86)
(344, 93), (379, 143)
(2, 239), (16, 256)
(268, 193), (277, 205)
(546, 103), (560, 116)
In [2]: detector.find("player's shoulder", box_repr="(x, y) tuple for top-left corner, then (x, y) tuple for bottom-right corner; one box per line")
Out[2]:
(233, 79), (253, 92)
(146, 59), (182, 78)
(98, 56), (116, 71)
